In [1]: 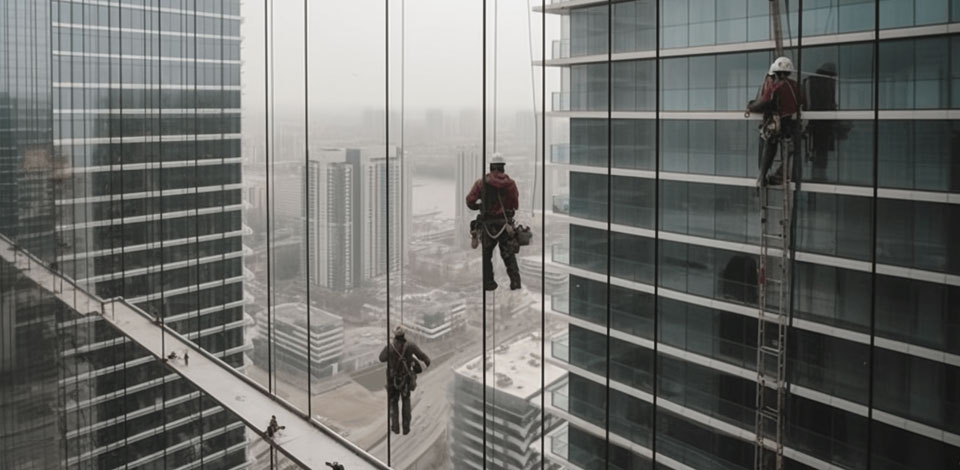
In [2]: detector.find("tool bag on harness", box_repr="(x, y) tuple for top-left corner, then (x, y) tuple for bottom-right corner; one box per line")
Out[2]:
(514, 224), (532, 246)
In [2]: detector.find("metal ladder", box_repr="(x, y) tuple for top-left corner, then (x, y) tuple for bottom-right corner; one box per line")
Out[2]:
(754, 1), (793, 467)
(754, 139), (792, 470)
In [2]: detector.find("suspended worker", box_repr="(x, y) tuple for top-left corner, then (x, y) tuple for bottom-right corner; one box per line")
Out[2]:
(747, 56), (802, 187)
(378, 325), (430, 435)
(465, 153), (522, 291)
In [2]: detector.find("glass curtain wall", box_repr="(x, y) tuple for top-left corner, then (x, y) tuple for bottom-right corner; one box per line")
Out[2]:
(540, 1), (960, 469)
(25, 0), (248, 467)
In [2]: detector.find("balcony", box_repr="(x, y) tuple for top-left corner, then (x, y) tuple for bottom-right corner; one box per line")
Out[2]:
(552, 39), (570, 59)
(550, 143), (570, 164)
(552, 91), (571, 112)
(550, 243), (570, 265)
(546, 378), (652, 462)
(550, 331), (653, 393)
(550, 91), (612, 112)
(552, 194), (570, 215)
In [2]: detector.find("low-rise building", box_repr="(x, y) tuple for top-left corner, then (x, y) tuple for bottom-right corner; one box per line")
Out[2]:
(253, 303), (344, 385)
(450, 333), (565, 470)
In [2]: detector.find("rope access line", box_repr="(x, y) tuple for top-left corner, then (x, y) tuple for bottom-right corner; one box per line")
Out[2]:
(539, 0), (546, 467)
(384, 0), (392, 464)
(400, 0), (406, 327)
(481, 0), (489, 466)
(304, 0), (313, 415)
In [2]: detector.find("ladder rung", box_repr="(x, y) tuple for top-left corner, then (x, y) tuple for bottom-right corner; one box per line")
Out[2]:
(760, 408), (779, 420)
(763, 233), (784, 240)
(760, 345), (781, 355)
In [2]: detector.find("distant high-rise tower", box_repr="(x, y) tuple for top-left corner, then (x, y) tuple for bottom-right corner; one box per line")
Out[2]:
(307, 147), (409, 291)
(307, 149), (360, 291)
(426, 108), (446, 143)
(454, 149), (482, 249)
(348, 146), (409, 283)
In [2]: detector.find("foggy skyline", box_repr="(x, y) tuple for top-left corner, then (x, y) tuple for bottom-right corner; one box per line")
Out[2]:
(239, 0), (557, 112)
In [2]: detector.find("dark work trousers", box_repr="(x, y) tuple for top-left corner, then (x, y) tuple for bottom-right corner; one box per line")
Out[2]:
(481, 222), (521, 290)
(759, 117), (799, 184)
(388, 381), (411, 433)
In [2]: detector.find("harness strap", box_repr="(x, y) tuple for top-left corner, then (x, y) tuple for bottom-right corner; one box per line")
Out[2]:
(390, 342), (412, 377)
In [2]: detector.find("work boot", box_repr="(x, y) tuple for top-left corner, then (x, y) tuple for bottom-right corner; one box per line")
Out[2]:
(484, 282), (498, 291)
(510, 281), (521, 290)
(402, 427), (410, 435)
(391, 423), (400, 434)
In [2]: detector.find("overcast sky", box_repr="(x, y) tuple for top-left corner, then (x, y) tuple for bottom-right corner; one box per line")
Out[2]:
(240, 0), (557, 114)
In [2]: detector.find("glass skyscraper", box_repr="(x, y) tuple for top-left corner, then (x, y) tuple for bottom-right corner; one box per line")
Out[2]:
(3, 0), (248, 468)
(542, 0), (960, 469)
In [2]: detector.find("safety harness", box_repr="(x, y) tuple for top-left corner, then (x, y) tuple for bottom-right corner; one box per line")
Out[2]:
(390, 341), (415, 391)
(479, 180), (512, 239)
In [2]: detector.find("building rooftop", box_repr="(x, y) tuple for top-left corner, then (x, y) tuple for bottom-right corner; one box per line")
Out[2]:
(273, 303), (342, 330)
(456, 333), (566, 401)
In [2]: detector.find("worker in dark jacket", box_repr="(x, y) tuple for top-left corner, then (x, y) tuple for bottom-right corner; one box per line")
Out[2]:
(465, 153), (521, 291)
(748, 56), (802, 187)
(378, 326), (430, 435)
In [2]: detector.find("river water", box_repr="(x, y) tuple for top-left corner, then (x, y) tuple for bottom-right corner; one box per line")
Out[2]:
(412, 176), (456, 219)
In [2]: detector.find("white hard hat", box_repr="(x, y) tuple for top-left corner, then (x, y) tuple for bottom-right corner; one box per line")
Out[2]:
(490, 153), (505, 165)
(769, 56), (795, 75)
(394, 325), (405, 338)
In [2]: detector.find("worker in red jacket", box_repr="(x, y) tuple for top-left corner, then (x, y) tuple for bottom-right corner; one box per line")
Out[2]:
(748, 56), (802, 187)
(466, 154), (521, 291)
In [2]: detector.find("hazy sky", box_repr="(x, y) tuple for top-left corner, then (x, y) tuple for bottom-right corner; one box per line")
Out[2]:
(241, 0), (557, 113)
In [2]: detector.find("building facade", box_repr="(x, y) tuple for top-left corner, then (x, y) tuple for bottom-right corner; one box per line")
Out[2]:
(541, 1), (960, 469)
(38, 1), (247, 467)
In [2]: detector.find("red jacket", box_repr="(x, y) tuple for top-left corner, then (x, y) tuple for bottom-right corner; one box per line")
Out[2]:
(753, 78), (801, 117)
(466, 172), (519, 217)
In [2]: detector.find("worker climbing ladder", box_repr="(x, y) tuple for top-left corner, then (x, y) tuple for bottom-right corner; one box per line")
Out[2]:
(754, 1), (792, 469)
